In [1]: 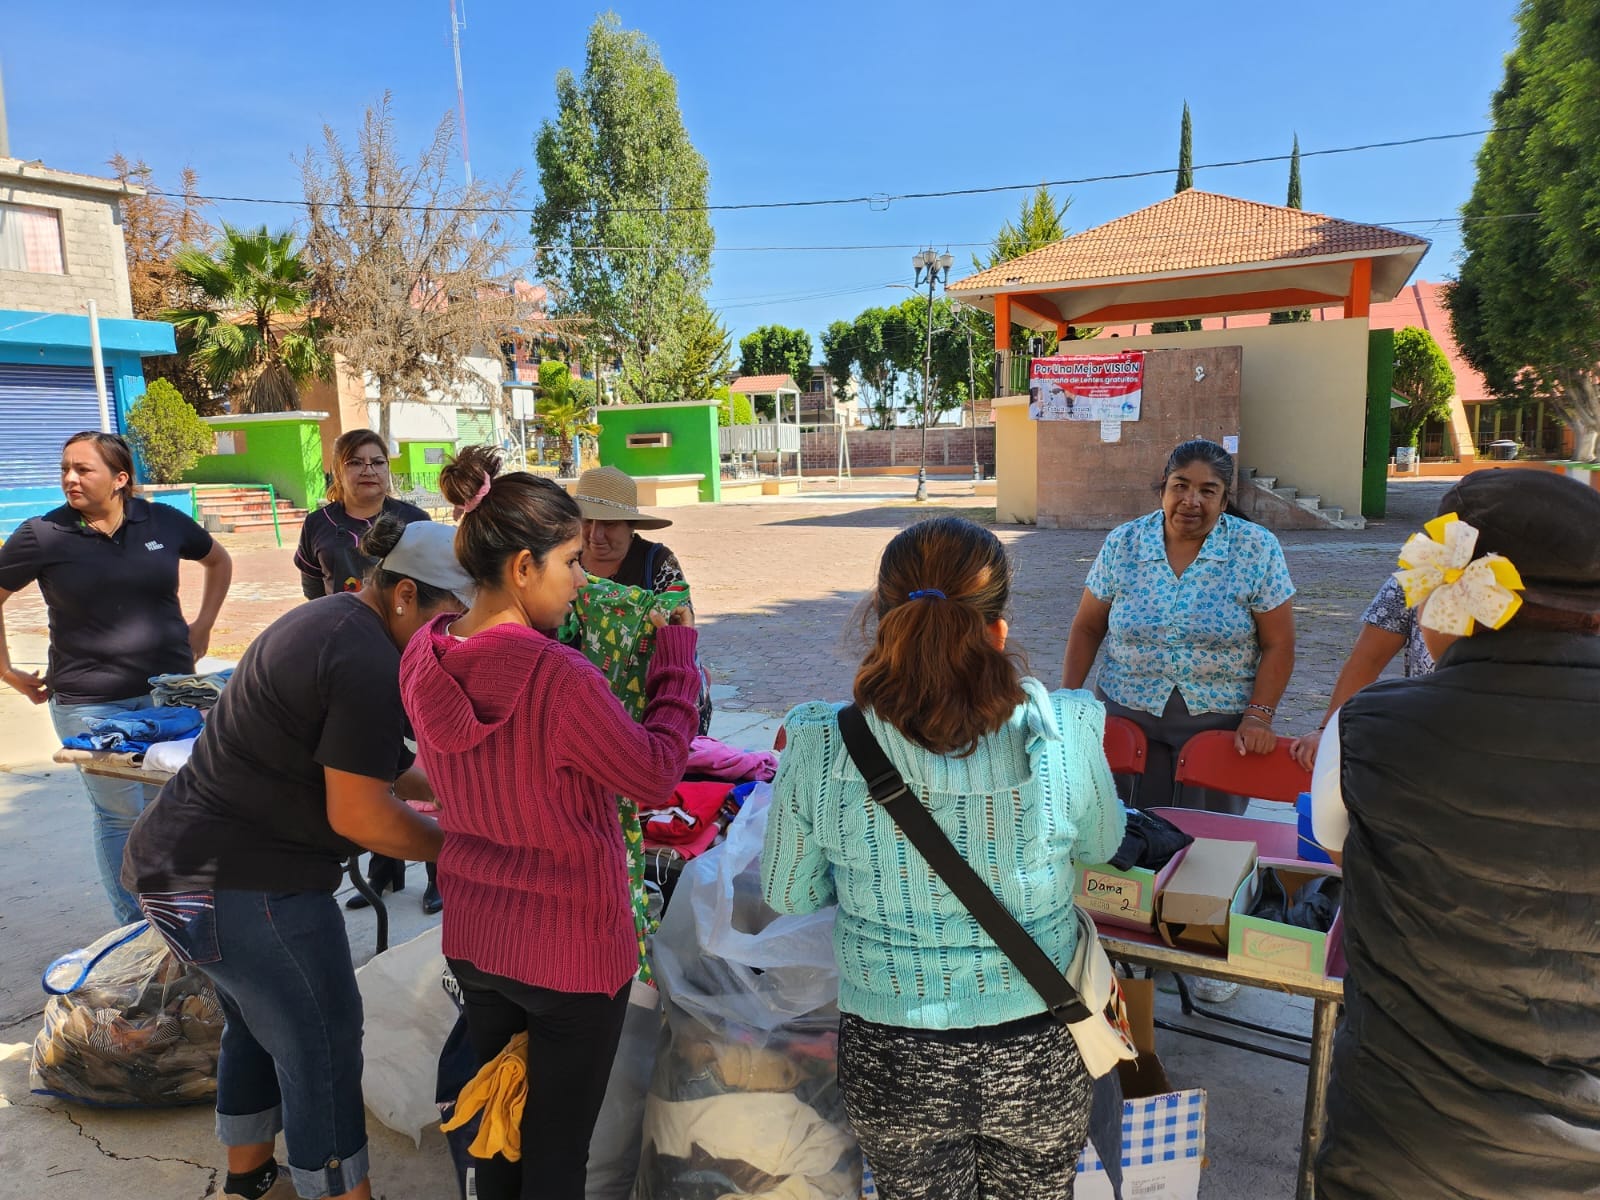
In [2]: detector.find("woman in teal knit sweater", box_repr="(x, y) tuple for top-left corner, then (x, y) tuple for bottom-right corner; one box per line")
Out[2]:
(761, 516), (1125, 1200)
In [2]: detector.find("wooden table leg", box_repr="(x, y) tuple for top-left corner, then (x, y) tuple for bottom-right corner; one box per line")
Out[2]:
(1297, 998), (1340, 1200)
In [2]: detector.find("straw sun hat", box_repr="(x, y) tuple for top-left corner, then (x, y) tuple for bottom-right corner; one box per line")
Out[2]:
(572, 466), (673, 530)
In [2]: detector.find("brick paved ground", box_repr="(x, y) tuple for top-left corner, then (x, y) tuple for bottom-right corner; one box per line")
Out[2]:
(1, 477), (1454, 731)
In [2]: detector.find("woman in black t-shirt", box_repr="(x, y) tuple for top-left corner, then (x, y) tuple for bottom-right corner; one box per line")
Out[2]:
(124, 516), (472, 1200)
(294, 428), (434, 909)
(0, 431), (233, 924)
(294, 428), (431, 599)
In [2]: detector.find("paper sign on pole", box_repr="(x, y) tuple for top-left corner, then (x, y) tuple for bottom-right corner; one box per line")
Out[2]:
(1028, 352), (1145, 422)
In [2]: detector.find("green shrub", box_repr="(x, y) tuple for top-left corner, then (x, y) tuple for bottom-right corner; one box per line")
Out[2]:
(713, 384), (753, 426)
(126, 379), (214, 483)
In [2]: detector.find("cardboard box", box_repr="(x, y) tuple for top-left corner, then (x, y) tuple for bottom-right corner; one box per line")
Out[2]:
(1155, 838), (1258, 952)
(1075, 977), (1206, 1200)
(1227, 859), (1347, 986)
(1075, 846), (1190, 932)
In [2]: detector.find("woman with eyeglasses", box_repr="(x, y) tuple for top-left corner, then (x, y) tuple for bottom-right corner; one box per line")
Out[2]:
(294, 428), (439, 912)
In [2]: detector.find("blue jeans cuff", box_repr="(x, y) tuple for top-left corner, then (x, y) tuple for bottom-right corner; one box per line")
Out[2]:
(216, 1104), (283, 1146)
(287, 1142), (369, 1199)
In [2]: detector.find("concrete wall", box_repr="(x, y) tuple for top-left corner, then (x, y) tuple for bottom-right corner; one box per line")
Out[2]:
(994, 398), (1038, 524)
(596, 402), (721, 503)
(798, 426), (995, 475)
(1053, 322), (1372, 518)
(185, 414), (328, 509)
(1035, 346), (1242, 530)
(0, 181), (134, 318)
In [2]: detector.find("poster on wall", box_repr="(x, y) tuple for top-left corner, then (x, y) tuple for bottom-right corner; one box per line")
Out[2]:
(1028, 352), (1145, 422)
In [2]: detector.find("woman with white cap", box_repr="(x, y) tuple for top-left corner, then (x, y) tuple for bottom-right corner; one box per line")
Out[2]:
(123, 517), (475, 1200)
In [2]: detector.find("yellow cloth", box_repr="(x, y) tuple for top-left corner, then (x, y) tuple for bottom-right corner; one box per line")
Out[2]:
(439, 1031), (528, 1162)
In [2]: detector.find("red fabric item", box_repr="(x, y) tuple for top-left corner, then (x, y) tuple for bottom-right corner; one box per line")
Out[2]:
(400, 619), (699, 995)
(640, 781), (729, 857)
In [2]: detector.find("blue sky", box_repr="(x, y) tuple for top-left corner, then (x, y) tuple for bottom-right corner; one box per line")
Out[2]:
(5, 1), (1519, 350)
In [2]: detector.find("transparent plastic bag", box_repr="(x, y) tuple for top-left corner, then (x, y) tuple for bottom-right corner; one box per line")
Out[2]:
(638, 786), (861, 1199)
(29, 921), (222, 1107)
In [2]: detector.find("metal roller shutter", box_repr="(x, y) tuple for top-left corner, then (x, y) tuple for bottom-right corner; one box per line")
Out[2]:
(0, 364), (116, 486)
(457, 408), (496, 447)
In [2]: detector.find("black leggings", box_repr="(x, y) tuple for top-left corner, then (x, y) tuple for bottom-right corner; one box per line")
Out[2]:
(445, 957), (630, 1200)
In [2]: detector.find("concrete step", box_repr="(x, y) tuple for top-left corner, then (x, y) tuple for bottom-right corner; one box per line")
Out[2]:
(1254, 475), (1277, 490)
(199, 502), (301, 518)
(221, 516), (305, 534)
(1320, 506), (1344, 522)
(1295, 495), (1322, 512)
(1271, 487), (1298, 502)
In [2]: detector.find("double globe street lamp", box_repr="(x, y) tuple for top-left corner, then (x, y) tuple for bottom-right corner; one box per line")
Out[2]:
(912, 248), (954, 502)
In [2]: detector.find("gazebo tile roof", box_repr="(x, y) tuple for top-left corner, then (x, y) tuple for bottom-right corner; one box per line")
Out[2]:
(730, 374), (800, 393)
(949, 190), (1429, 293)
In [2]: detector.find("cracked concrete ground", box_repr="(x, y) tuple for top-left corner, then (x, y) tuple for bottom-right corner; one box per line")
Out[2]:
(0, 478), (1457, 1199)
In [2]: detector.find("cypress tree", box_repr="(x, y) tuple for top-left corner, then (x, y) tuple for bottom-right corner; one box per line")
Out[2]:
(1153, 103), (1204, 333)
(1271, 134), (1312, 324)
(1175, 102), (1194, 192)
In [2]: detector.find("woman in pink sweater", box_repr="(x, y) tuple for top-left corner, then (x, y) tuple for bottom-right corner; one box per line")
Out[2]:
(400, 447), (699, 1200)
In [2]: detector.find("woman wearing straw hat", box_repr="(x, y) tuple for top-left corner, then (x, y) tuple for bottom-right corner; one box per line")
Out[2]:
(573, 466), (712, 731)
(572, 466), (686, 592)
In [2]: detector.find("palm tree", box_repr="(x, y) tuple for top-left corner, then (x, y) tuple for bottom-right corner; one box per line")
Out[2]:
(163, 225), (331, 413)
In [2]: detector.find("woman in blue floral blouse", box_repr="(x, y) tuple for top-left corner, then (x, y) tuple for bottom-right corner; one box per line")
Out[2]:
(1063, 439), (1297, 816)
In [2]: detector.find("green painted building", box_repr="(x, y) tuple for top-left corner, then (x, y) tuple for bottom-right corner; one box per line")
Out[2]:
(595, 401), (721, 503)
(184, 413), (328, 509)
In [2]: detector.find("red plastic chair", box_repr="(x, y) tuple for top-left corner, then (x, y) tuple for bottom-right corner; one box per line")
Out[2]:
(1171, 729), (1310, 806)
(1102, 716), (1148, 805)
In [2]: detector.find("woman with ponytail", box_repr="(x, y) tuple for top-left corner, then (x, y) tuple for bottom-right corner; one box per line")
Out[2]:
(760, 516), (1124, 1200)
(400, 446), (699, 1200)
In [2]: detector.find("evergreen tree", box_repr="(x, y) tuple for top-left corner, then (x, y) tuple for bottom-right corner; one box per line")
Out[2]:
(1271, 135), (1312, 324)
(1154, 104), (1204, 332)
(1447, 0), (1600, 460)
(1176, 101), (1194, 192)
(532, 15), (717, 404)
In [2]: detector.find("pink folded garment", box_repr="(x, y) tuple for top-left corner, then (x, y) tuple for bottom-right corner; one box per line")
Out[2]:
(685, 735), (778, 783)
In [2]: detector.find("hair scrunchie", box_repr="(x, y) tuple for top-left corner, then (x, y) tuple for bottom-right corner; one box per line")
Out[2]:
(461, 471), (493, 514)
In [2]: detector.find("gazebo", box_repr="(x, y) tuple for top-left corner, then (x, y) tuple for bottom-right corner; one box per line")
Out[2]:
(724, 373), (804, 480)
(945, 190), (1429, 527)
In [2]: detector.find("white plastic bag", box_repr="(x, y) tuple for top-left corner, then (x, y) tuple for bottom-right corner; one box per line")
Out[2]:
(354, 925), (458, 1145)
(585, 977), (661, 1200)
(639, 785), (860, 1200)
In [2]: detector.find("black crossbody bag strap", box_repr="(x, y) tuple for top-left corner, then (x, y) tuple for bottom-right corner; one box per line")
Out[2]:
(836, 703), (1093, 1026)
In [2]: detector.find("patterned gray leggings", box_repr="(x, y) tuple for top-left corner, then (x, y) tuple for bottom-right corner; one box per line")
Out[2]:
(839, 1013), (1094, 1200)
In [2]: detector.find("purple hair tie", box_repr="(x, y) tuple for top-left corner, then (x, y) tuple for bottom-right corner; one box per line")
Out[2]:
(908, 589), (946, 600)
(461, 471), (493, 514)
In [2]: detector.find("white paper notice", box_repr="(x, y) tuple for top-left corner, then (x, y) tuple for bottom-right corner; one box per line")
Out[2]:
(1222, 435), (1239, 454)
(1101, 420), (1122, 443)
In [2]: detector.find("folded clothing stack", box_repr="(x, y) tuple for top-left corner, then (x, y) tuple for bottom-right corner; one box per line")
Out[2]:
(60, 706), (204, 754)
(148, 669), (233, 711)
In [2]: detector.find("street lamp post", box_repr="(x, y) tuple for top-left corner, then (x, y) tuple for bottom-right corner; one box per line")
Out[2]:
(912, 248), (954, 502)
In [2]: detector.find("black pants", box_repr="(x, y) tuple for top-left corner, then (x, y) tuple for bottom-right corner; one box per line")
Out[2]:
(445, 957), (631, 1200)
(1098, 688), (1249, 815)
(839, 1013), (1094, 1200)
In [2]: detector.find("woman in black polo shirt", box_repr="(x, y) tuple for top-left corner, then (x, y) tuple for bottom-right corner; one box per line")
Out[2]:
(295, 428), (436, 911)
(0, 431), (232, 924)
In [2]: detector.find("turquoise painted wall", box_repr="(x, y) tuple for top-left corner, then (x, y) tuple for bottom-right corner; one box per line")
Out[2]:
(184, 417), (326, 509)
(596, 403), (721, 503)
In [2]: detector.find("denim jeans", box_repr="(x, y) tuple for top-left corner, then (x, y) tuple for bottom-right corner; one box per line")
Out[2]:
(141, 888), (369, 1198)
(49, 694), (159, 924)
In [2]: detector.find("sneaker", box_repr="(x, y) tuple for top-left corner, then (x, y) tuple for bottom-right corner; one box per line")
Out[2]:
(1190, 977), (1240, 1004)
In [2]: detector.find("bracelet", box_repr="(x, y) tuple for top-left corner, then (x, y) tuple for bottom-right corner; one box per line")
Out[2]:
(1245, 702), (1276, 718)
(1240, 712), (1273, 728)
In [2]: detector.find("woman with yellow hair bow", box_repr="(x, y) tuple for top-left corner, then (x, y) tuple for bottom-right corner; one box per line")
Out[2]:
(1309, 469), (1600, 1200)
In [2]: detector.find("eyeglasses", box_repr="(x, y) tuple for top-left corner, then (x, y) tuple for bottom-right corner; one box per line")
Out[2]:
(347, 458), (388, 473)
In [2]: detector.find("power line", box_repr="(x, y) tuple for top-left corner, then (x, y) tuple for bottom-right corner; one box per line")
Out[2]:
(154, 125), (1514, 218)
